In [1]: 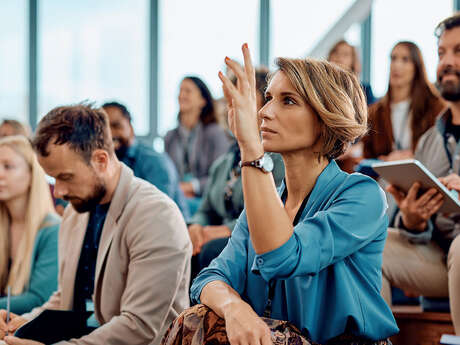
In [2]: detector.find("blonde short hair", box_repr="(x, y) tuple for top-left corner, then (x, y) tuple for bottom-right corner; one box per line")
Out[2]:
(273, 57), (368, 159)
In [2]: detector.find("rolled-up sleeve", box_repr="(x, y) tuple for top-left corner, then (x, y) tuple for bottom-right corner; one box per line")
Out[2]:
(190, 211), (249, 304)
(252, 176), (389, 282)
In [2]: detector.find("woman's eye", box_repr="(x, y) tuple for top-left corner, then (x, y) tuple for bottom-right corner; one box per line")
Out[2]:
(284, 97), (296, 105)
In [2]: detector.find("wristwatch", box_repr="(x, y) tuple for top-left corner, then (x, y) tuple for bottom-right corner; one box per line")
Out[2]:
(239, 153), (274, 173)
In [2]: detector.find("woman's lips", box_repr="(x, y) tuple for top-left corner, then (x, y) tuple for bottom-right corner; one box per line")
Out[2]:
(260, 127), (277, 134)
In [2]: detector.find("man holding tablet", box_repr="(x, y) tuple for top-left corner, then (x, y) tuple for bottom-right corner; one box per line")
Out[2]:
(382, 13), (460, 335)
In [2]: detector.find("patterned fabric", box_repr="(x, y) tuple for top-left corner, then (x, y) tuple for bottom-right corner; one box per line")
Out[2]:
(161, 305), (392, 345)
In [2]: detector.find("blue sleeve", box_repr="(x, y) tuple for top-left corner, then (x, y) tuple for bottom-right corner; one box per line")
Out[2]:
(251, 176), (389, 282)
(190, 211), (249, 304)
(141, 154), (175, 197)
(0, 224), (59, 314)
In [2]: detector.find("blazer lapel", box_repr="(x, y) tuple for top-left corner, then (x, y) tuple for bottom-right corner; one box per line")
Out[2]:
(61, 212), (89, 309)
(93, 164), (133, 316)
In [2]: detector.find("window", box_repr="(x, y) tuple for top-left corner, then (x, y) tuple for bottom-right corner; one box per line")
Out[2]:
(0, 0), (27, 123)
(38, 0), (149, 135)
(271, 0), (356, 62)
(158, 0), (259, 136)
(371, 0), (453, 97)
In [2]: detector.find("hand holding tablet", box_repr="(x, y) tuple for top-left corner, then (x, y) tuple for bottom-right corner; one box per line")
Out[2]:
(372, 159), (460, 214)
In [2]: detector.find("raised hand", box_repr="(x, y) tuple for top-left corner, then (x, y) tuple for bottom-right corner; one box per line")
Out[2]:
(218, 44), (264, 162)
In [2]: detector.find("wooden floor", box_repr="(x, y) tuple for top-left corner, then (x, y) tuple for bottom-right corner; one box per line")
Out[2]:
(391, 305), (454, 345)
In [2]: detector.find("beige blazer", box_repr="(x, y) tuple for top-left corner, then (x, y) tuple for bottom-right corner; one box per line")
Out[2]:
(23, 163), (192, 345)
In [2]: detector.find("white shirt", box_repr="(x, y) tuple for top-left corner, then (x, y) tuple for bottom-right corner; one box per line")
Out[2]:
(391, 99), (411, 150)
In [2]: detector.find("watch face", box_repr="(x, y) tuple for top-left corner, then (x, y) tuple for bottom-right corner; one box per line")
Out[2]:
(262, 154), (274, 173)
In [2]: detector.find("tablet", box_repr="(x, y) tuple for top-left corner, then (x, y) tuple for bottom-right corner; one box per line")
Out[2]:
(372, 159), (460, 214)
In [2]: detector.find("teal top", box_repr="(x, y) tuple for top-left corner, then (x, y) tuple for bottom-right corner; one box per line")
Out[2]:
(191, 160), (398, 343)
(0, 213), (60, 314)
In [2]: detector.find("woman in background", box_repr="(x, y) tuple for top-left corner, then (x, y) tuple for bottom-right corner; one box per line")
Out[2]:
(0, 136), (59, 314)
(165, 76), (231, 214)
(328, 40), (375, 172)
(362, 41), (445, 161)
(328, 39), (376, 105)
(0, 120), (31, 138)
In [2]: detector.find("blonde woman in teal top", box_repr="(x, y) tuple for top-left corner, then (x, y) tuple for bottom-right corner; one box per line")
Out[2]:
(0, 136), (59, 315)
(163, 45), (398, 345)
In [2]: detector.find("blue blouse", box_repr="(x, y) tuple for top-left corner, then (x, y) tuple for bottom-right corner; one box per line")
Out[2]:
(191, 160), (398, 343)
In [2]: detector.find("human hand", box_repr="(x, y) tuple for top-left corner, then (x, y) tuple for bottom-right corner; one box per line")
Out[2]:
(219, 44), (264, 162)
(180, 182), (195, 198)
(223, 299), (272, 345)
(0, 311), (26, 339)
(202, 226), (231, 243)
(387, 182), (443, 232)
(188, 224), (204, 255)
(439, 174), (460, 197)
(4, 336), (43, 345)
(379, 149), (413, 162)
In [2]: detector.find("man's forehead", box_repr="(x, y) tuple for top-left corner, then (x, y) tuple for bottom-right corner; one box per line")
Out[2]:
(37, 143), (84, 175)
(439, 27), (460, 46)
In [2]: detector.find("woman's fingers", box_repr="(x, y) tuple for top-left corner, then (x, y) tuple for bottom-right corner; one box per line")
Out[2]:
(220, 77), (234, 106)
(218, 71), (240, 101)
(224, 57), (250, 94)
(242, 43), (256, 92)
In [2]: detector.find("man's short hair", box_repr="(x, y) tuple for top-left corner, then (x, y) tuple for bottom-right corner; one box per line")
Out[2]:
(435, 12), (460, 38)
(101, 101), (132, 122)
(32, 103), (114, 163)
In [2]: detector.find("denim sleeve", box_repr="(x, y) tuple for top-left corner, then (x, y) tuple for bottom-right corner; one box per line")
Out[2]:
(190, 211), (249, 304)
(251, 175), (389, 282)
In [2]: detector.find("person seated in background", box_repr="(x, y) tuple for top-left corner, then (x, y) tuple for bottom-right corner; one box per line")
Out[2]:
(328, 39), (376, 105)
(102, 101), (190, 220)
(327, 40), (376, 173)
(188, 68), (285, 279)
(0, 119), (68, 216)
(382, 13), (460, 335)
(165, 76), (232, 214)
(163, 44), (398, 345)
(362, 41), (445, 162)
(0, 120), (31, 138)
(0, 136), (59, 315)
(0, 104), (192, 345)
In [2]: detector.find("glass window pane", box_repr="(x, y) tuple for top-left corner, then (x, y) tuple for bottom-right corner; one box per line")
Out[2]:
(271, 0), (356, 61)
(371, 0), (453, 97)
(0, 0), (27, 123)
(158, 0), (259, 135)
(38, 0), (149, 135)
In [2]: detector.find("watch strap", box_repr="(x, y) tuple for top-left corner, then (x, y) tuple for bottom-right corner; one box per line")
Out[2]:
(239, 154), (264, 169)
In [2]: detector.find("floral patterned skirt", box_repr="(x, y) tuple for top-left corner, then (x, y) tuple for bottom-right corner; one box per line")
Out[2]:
(161, 304), (392, 345)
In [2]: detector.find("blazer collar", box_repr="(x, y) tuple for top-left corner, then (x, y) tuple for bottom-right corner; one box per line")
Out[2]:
(95, 163), (134, 283)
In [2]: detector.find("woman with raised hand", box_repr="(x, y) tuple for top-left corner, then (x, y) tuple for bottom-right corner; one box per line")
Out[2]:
(163, 44), (398, 345)
(0, 136), (59, 315)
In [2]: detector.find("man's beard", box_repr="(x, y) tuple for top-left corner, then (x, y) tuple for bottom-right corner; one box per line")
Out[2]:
(64, 177), (107, 213)
(437, 66), (460, 102)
